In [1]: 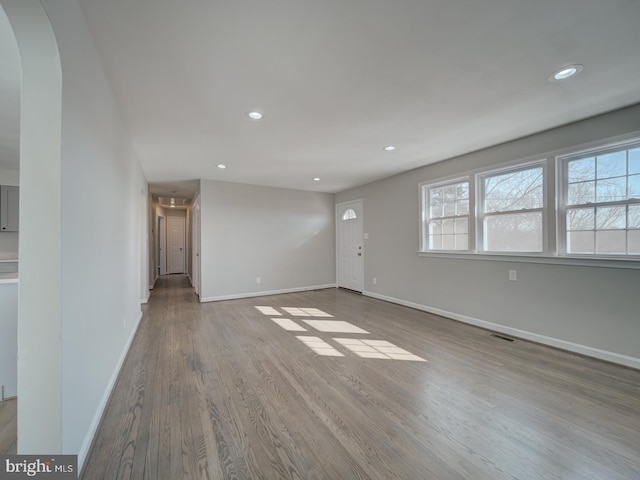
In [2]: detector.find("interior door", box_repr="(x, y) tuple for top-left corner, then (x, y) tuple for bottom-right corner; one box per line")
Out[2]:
(337, 200), (364, 292)
(167, 216), (186, 274)
(0, 185), (19, 232)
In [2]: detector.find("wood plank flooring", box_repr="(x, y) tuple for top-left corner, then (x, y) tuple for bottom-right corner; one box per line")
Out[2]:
(82, 275), (640, 479)
(0, 398), (17, 455)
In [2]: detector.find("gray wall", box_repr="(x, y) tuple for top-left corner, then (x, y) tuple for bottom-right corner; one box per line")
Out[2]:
(48, 0), (148, 462)
(4, 0), (149, 465)
(200, 180), (335, 301)
(336, 104), (640, 367)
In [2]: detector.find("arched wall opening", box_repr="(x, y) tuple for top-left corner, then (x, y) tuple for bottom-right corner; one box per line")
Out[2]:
(1, 0), (63, 454)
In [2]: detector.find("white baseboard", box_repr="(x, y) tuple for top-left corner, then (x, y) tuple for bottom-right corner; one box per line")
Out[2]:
(77, 309), (144, 471)
(364, 291), (640, 370)
(140, 289), (150, 304)
(187, 274), (193, 287)
(200, 284), (337, 303)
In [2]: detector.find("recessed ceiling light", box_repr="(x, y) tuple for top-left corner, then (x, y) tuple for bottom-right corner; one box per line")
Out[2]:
(383, 145), (396, 152)
(313, 177), (320, 182)
(549, 64), (583, 82)
(217, 164), (226, 169)
(246, 110), (263, 120)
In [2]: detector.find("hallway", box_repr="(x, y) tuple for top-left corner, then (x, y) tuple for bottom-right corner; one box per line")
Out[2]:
(81, 276), (640, 479)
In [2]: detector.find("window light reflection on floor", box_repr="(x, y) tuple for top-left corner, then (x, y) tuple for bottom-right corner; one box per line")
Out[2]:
(257, 305), (426, 362)
(255, 306), (281, 316)
(333, 338), (426, 361)
(296, 336), (344, 357)
(271, 318), (307, 331)
(302, 320), (369, 334)
(282, 307), (333, 317)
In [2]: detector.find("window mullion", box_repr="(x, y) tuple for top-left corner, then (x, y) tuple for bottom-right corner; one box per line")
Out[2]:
(484, 207), (543, 215)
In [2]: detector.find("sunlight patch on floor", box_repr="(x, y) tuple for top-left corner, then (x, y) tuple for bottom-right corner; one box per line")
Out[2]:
(255, 304), (426, 362)
(282, 307), (333, 317)
(255, 306), (281, 316)
(334, 338), (426, 361)
(302, 320), (369, 334)
(296, 336), (344, 357)
(271, 318), (307, 331)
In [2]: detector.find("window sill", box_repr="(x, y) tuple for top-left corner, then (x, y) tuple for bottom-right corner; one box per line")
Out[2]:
(416, 251), (640, 270)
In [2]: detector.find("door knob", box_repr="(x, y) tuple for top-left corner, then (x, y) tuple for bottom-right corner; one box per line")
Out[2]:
(357, 253), (362, 256)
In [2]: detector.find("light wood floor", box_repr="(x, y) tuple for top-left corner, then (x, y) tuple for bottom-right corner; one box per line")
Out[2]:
(82, 275), (640, 479)
(0, 398), (17, 455)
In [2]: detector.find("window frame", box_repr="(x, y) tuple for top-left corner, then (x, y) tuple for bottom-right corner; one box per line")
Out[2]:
(420, 177), (473, 253)
(557, 138), (640, 258)
(418, 134), (640, 268)
(476, 160), (548, 255)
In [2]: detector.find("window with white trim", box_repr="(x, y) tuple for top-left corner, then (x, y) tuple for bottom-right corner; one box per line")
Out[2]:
(560, 142), (640, 256)
(422, 179), (470, 251)
(419, 135), (640, 264)
(479, 163), (545, 253)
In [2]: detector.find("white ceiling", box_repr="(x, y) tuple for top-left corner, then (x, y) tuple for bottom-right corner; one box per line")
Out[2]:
(4, 1), (640, 197)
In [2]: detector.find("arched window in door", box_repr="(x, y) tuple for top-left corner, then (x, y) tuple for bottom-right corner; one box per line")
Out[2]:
(342, 208), (357, 220)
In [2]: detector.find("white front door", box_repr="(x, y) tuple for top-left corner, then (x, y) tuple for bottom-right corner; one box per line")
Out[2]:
(337, 200), (364, 292)
(167, 216), (186, 274)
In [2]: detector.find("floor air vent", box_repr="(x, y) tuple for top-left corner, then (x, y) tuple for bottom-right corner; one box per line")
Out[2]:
(490, 333), (515, 342)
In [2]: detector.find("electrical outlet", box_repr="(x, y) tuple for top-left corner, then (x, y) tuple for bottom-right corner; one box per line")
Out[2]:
(256, 276), (261, 284)
(509, 270), (517, 281)
(372, 277), (377, 285)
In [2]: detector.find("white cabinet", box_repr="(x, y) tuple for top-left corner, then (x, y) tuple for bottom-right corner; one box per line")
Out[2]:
(0, 185), (19, 232)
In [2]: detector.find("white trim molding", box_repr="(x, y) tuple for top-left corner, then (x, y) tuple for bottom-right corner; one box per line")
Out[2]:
(364, 291), (640, 370)
(417, 251), (640, 270)
(140, 289), (150, 304)
(77, 310), (144, 470)
(200, 284), (337, 303)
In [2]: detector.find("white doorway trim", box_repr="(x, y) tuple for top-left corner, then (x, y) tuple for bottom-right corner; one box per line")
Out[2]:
(336, 199), (364, 292)
(158, 215), (166, 275)
(192, 195), (201, 296)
